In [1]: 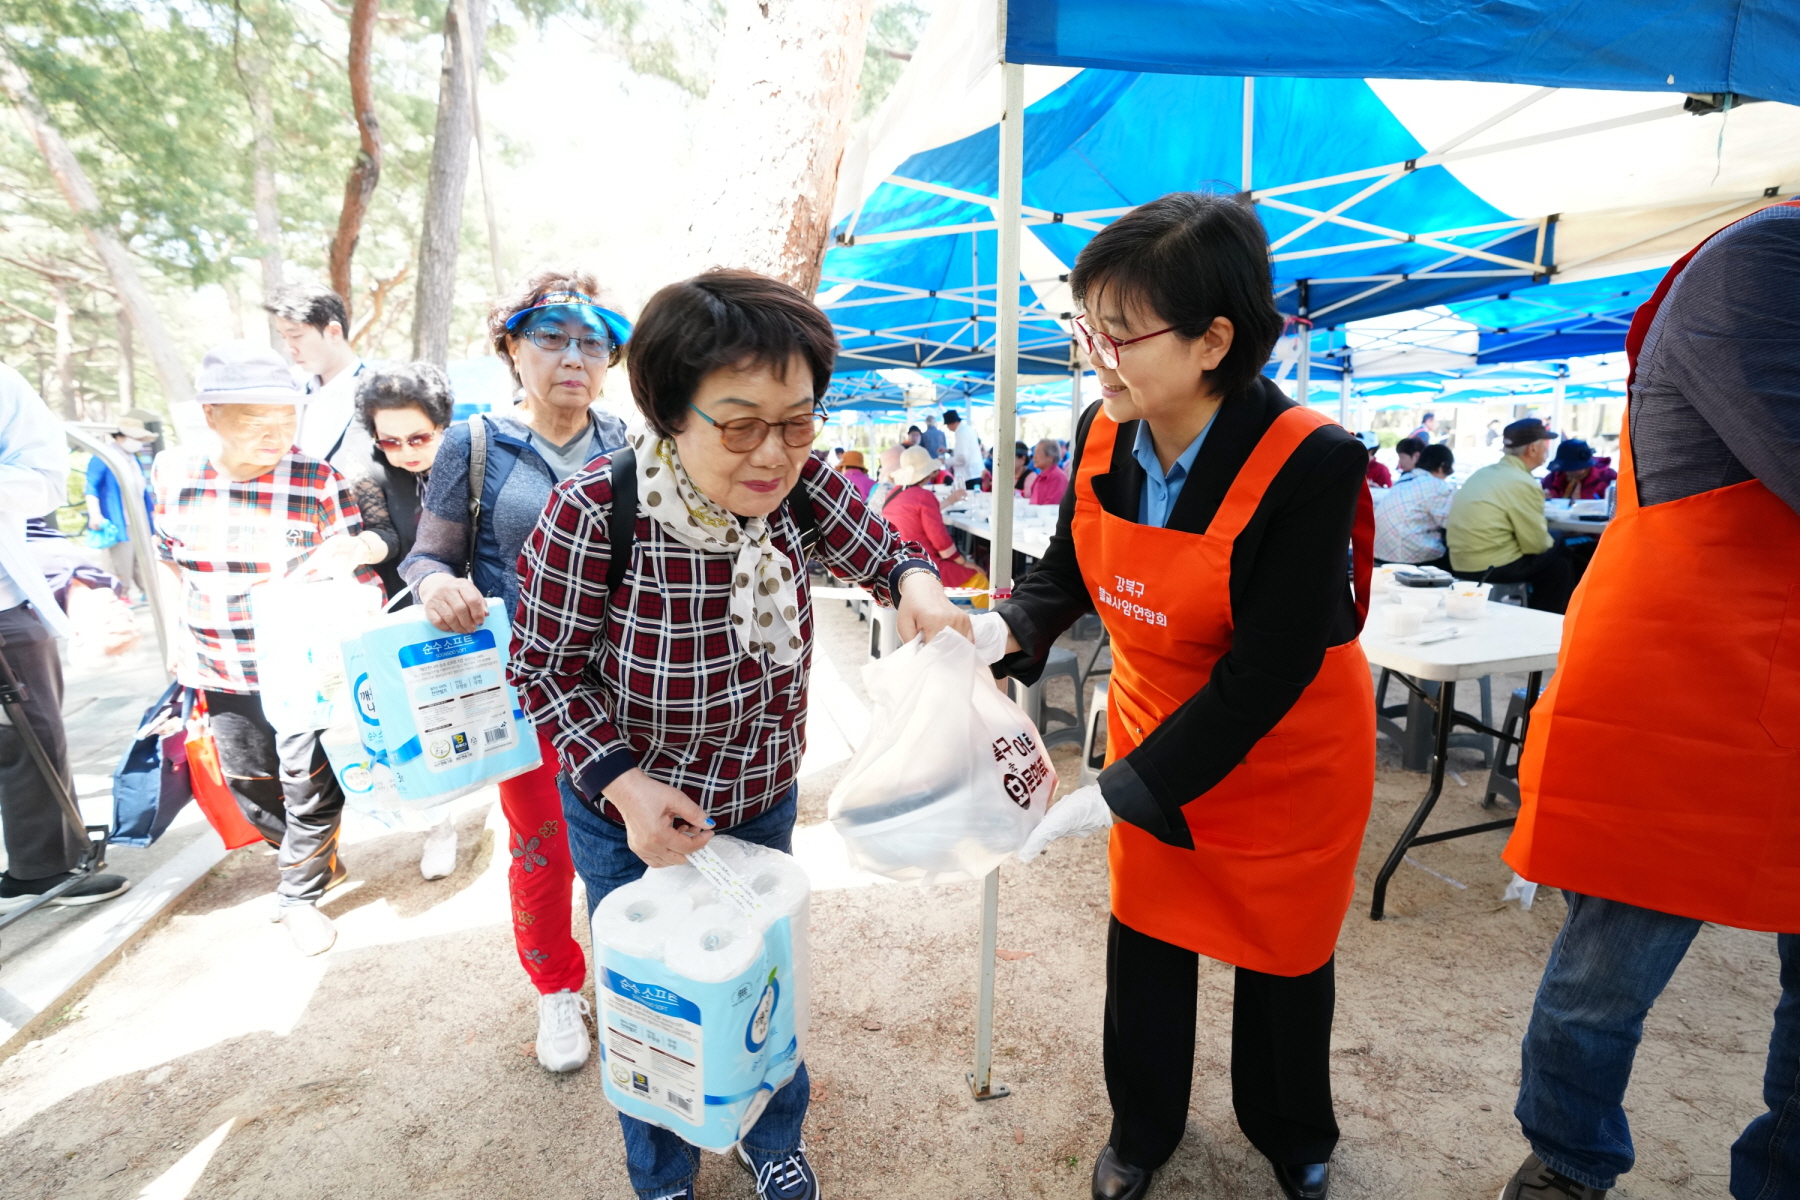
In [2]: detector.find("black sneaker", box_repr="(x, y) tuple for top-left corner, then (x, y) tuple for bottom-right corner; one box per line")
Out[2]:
(1499, 1153), (1609, 1198)
(737, 1140), (820, 1200)
(0, 870), (131, 913)
(647, 1188), (692, 1200)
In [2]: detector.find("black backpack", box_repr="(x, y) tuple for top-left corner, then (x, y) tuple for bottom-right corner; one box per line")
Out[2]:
(602, 445), (817, 591)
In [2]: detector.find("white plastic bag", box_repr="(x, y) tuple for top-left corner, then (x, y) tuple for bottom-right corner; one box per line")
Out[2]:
(828, 630), (1053, 883)
(252, 577), (384, 734)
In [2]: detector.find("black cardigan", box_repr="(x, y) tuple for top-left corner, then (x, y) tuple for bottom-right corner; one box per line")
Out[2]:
(994, 376), (1367, 849)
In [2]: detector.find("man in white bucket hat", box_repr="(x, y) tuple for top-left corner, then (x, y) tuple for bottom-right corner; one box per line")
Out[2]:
(152, 341), (385, 955)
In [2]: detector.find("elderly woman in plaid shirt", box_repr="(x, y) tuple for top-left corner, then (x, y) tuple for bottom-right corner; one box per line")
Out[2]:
(510, 269), (967, 1200)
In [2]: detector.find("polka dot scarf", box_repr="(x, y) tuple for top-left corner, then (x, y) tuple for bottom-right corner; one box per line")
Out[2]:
(629, 430), (805, 665)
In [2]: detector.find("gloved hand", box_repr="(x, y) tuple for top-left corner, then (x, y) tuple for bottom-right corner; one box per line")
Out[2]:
(1017, 784), (1114, 862)
(969, 611), (1012, 664)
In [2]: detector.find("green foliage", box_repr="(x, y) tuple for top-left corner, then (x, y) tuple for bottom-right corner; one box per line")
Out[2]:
(856, 1), (927, 121)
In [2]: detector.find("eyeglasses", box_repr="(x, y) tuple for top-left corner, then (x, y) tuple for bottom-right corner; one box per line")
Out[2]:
(1074, 314), (1176, 369)
(688, 402), (827, 453)
(374, 430), (442, 452)
(521, 326), (613, 359)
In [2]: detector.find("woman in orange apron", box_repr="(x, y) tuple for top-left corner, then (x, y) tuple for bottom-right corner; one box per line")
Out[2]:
(972, 192), (1375, 1200)
(1495, 201), (1800, 1200)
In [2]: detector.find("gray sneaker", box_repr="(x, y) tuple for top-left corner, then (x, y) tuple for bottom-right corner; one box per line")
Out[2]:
(1500, 1154), (1608, 1199)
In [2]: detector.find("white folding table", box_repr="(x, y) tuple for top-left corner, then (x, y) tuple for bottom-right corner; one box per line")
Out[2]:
(1359, 600), (1563, 920)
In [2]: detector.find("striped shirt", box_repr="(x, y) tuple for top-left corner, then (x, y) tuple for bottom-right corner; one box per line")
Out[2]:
(153, 448), (373, 693)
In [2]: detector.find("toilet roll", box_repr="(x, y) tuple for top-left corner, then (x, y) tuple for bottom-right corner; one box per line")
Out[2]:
(737, 854), (810, 931)
(664, 904), (764, 984)
(592, 883), (694, 961)
(640, 863), (703, 893)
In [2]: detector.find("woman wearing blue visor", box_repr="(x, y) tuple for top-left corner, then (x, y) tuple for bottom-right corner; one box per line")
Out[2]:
(400, 271), (631, 1076)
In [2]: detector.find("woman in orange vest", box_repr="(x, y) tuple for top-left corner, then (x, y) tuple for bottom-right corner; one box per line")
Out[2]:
(967, 192), (1375, 1200)
(1496, 202), (1800, 1200)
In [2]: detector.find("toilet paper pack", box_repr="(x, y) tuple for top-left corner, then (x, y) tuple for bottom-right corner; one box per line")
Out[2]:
(322, 600), (540, 823)
(594, 838), (811, 1152)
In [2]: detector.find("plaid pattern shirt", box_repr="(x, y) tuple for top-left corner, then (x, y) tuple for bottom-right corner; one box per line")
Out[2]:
(1373, 468), (1457, 563)
(153, 448), (374, 693)
(511, 454), (934, 830)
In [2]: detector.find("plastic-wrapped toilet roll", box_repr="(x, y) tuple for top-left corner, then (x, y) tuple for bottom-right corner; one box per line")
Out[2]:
(640, 863), (703, 893)
(664, 904), (763, 983)
(738, 855), (810, 930)
(593, 883), (694, 960)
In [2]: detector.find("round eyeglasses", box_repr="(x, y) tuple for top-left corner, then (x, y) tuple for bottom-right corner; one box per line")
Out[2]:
(688, 402), (827, 453)
(521, 325), (613, 359)
(1074, 314), (1176, 369)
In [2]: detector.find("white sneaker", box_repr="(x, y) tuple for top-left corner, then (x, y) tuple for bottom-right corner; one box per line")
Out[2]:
(536, 990), (591, 1073)
(280, 903), (338, 956)
(420, 816), (458, 880)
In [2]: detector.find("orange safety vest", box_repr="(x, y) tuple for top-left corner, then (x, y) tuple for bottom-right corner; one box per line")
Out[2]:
(1074, 406), (1376, 975)
(1505, 201), (1800, 931)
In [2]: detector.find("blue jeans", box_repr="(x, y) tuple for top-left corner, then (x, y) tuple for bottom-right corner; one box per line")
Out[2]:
(563, 782), (810, 1200)
(1516, 890), (1800, 1196)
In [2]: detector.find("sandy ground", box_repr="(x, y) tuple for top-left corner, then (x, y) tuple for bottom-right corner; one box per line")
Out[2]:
(0, 598), (1783, 1200)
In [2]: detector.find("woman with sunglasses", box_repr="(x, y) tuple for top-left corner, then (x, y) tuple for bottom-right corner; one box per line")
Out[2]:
(970, 193), (1376, 1200)
(510, 269), (966, 1200)
(334, 363), (453, 607)
(399, 270), (630, 1078)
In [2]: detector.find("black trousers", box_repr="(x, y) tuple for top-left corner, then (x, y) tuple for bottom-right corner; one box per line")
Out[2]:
(204, 690), (345, 904)
(0, 604), (84, 880)
(1465, 536), (1593, 615)
(1104, 917), (1340, 1171)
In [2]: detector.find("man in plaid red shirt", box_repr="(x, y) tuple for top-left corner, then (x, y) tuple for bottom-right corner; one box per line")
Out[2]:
(153, 342), (386, 956)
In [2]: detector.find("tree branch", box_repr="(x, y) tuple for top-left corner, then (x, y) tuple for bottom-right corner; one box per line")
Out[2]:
(327, 0), (383, 314)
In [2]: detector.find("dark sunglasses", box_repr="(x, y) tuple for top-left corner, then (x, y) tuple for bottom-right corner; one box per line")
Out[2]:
(522, 326), (613, 359)
(374, 430), (442, 451)
(688, 402), (827, 453)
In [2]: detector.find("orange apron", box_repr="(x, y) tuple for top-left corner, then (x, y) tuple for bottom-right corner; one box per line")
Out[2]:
(1505, 201), (1800, 931)
(1075, 406), (1376, 976)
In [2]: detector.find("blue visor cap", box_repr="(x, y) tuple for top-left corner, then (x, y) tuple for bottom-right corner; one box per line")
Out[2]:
(504, 291), (633, 348)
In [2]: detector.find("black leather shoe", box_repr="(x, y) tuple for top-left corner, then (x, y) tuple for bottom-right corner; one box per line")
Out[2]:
(1273, 1161), (1330, 1200)
(1092, 1145), (1153, 1200)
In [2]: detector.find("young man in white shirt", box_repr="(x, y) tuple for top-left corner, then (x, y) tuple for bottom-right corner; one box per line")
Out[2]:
(264, 283), (365, 461)
(945, 408), (983, 489)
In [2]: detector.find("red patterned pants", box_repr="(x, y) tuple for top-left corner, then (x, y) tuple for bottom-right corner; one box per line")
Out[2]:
(499, 728), (586, 995)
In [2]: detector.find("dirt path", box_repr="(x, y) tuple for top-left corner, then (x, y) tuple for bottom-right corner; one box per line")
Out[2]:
(1, 602), (1780, 1200)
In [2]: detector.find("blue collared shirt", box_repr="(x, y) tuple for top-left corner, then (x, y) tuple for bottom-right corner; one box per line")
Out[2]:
(1132, 413), (1216, 528)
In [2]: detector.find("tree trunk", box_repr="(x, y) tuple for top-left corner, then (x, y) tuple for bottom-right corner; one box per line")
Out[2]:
(50, 281), (75, 419)
(247, 68), (285, 347)
(0, 52), (194, 405)
(117, 308), (134, 412)
(685, 0), (876, 294)
(410, 0), (487, 364)
(327, 0), (383, 319)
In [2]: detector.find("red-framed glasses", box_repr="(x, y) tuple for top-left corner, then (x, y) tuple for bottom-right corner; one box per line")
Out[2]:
(1074, 314), (1176, 369)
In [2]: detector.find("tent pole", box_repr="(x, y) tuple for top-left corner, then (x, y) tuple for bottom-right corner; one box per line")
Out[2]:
(1338, 365), (1351, 428)
(1242, 77), (1254, 194)
(1069, 341), (1082, 447)
(971, 58), (1024, 1106)
(1551, 366), (1567, 437)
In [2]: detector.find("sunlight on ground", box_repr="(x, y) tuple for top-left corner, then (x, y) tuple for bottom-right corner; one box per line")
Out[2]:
(138, 1118), (234, 1200)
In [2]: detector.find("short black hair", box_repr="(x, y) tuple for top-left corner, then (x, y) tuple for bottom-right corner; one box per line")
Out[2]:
(1068, 191), (1284, 400)
(1417, 443), (1455, 474)
(264, 283), (349, 336)
(357, 363), (454, 435)
(1396, 437), (1424, 457)
(628, 269), (837, 438)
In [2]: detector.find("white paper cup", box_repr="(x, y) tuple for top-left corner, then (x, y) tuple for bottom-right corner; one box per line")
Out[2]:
(1381, 606), (1423, 637)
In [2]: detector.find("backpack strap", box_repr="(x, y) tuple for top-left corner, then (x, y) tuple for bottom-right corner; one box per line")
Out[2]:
(787, 478), (818, 555)
(606, 446), (637, 593)
(464, 413), (490, 576)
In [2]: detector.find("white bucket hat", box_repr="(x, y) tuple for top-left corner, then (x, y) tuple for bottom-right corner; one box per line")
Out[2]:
(890, 445), (939, 486)
(194, 340), (309, 405)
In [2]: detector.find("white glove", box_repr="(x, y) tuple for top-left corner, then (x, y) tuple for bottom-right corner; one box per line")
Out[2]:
(1017, 784), (1114, 863)
(969, 611), (1011, 664)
